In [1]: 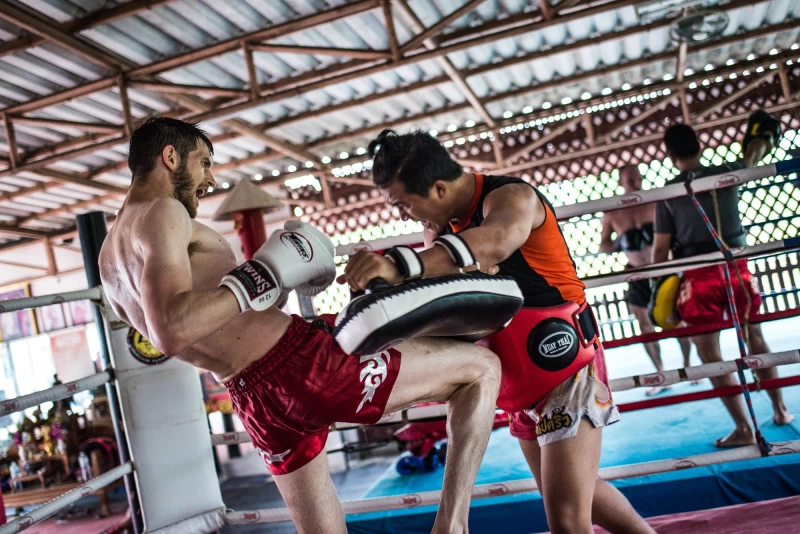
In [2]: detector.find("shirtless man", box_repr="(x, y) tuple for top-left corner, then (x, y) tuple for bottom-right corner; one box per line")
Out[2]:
(99, 118), (502, 533)
(600, 164), (694, 395)
(340, 130), (654, 534)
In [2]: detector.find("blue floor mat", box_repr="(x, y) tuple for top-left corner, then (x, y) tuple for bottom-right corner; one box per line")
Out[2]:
(348, 317), (800, 533)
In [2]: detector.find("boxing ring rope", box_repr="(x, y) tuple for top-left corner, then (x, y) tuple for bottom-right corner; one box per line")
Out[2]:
(0, 283), (131, 533)
(209, 345), (800, 446)
(224, 439), (800, 524)
(555, 159), (800, 219)
(0, 371), (112, 417)
(334, 158), (800, 258)
(602, 308), (800, 350)
(0, 287), (102, 314)
(0, 463), (134, 534)
(619, 374), (800, 413)
(609, 350), (800, 392)
(582, 239), (800, 289)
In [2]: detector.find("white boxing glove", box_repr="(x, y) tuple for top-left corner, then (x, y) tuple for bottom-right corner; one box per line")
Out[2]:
(220, 259), (282, 312)
(282, 220), (336, 295)
(221, 222), (336, 312)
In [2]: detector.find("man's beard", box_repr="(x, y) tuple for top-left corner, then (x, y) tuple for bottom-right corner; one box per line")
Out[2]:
(172, 162), (196, 218)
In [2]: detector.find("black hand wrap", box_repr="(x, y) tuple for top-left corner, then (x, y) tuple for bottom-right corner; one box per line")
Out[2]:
(385, 246), (424, 280)
(433, 234), (480, 273)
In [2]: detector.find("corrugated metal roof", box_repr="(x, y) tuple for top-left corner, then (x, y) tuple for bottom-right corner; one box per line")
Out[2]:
(0, 0), (796, 277)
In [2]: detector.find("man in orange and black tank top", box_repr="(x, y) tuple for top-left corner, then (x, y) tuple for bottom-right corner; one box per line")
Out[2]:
(339, 130), (654, 534)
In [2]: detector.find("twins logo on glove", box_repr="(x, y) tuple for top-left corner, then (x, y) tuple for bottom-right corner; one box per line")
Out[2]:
(280, 232), (313, 262)
(221, 221), (337, 312)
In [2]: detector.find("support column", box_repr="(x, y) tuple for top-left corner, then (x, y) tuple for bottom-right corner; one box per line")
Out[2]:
(76, 212), (142, 534)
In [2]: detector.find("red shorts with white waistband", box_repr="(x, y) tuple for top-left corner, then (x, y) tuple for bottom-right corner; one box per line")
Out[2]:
(226, 314), (401, 475)
(677, 261), (762, 325)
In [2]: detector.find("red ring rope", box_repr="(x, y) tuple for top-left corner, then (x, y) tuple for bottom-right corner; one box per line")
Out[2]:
(602, 307), (800, 350)
(617, 374), (800, 413)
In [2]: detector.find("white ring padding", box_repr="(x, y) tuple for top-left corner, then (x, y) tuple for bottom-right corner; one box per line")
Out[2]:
(583, 239), (800, 289)
(0, 286), (102, 314)
(150, 508), (227, 534)
(434, 234), (476, 268)
(611, 350), (800, 392)
(106, 324), (223, 533)
(0, 371), (111, 417)
(225, 439), (800, 523)
(387, 246), (423, 278)
(334, 275), (523, 354)
(0, 462), (133, 534)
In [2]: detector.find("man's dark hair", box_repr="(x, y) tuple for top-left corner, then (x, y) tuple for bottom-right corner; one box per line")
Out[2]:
(663, 123), (701, 160)
(128, 117), (213, 180)
(367, 129), (463, 196)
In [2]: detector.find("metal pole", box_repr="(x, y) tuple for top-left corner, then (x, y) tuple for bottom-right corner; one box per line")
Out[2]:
(76, 212), (143, 534)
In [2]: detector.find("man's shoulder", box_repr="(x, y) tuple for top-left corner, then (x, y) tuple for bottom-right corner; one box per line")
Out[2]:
(483, 174), (531, 190)
(141, 196), (189, 217)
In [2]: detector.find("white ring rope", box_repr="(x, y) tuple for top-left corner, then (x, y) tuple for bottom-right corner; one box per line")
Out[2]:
(210, 349), (800, 446)
(0, 462), (133, 534)
(0, 287), (102, 314)
(0, 371), (111, 417)
(610, 350), (800, 392)
(210, 404), (454, 446)
(224, 439), (800, 524)
(554, 161), (795, 220)
(210, 431), (250, 447)
(334, 158), (800, 257)
(582, 240), (800, 289)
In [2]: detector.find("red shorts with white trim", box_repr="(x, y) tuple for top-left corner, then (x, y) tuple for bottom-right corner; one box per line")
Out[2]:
(226, 314), (401, 475)
(677, 261), (762, 325)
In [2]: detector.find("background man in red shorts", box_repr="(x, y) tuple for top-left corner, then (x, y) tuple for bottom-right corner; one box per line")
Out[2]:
(652, 122), (793, 447)
(341, 129), (654, 534)
(99, 118), (502, 533)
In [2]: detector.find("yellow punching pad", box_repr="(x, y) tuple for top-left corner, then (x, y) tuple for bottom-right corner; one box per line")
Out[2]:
(648, 274), (682, 329)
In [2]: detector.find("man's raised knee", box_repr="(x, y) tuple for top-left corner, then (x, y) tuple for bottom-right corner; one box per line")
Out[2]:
(464, 346), (502, 387)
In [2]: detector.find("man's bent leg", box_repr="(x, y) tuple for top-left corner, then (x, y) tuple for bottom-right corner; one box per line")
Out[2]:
(272, 451), (346, 534)
(384, 338), (501, 533)
(692, 332), (755, 446)
(747, 324), (794, 424)
(518, 436), (654, 534)
(591, 478), (656, 534)
(631, 305), (669, 396)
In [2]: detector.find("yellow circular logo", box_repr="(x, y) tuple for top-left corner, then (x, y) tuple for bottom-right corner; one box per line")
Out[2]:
(127, 328), (170, 365)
